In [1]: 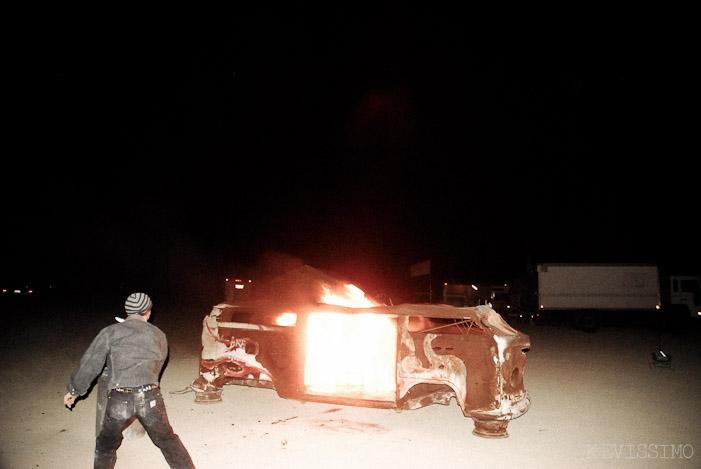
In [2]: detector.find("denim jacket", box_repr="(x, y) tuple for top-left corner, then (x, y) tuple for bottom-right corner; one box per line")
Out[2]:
(67, 316), (168, 395)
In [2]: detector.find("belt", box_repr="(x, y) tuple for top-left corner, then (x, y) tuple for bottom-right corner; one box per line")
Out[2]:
(114, 383), (159, 393)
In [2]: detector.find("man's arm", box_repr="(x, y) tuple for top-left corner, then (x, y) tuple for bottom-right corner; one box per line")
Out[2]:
(64, 327), (111, 407)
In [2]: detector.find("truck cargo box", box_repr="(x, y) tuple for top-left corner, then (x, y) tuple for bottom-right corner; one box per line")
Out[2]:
(537, 264), (660, 311)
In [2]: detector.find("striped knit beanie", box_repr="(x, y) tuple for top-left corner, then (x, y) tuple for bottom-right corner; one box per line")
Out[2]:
(124, 292), (152, 315)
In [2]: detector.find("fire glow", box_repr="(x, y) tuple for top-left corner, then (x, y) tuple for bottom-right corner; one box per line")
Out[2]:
(320, 283), (381, 307)
(303, 283), (397, 401)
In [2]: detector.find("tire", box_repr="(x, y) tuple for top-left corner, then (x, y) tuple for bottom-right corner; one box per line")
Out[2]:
(577, 311), (600, 333)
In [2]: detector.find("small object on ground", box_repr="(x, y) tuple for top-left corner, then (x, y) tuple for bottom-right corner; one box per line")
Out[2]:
(650, 350), (673, 369)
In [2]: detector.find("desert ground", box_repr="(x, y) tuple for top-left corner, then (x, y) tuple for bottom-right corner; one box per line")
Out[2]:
(1, 295), (699, 468)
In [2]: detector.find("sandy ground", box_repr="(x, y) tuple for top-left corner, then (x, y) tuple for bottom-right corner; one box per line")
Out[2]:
(1, 298), (699, 468)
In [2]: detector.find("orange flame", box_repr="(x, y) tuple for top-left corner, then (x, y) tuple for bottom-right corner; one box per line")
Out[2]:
(304, 283), (396, 401)
(275, 312), (297, 327)
(275, 284), (378, 326)
(320, 284), (381, 307)
(304, 311), (397, 401)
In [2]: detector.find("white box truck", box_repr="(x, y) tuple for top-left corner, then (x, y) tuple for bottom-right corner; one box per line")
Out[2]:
(536, 264), (661, 332)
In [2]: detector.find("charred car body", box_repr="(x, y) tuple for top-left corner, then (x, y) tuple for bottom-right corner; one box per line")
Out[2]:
(193, 266), (530, 437)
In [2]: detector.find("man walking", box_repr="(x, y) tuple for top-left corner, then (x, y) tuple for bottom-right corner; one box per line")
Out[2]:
(64, 292), (195, 469)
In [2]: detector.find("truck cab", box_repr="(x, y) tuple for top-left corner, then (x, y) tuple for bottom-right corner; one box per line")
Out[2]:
(661, 276), (701, 319)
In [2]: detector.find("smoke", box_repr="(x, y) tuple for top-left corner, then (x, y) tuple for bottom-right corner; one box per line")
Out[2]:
(241, 251), (351, 309)
(249, 251), (306, 280)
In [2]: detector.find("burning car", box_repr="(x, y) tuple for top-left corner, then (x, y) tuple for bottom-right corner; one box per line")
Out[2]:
(192, 266), (530, 438)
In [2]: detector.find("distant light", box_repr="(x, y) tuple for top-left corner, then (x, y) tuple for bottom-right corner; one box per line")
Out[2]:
(655, 304), (661, 310)
(13, 290), (21, 294)
(1, 289), (6, 293)
(471, 284), (478, 291)
(27, 290), (33, 294)
(539, 304), (544, 309)
(225, 278), (229, 282)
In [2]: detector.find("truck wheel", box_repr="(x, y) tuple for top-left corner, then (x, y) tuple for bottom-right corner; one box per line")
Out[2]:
(472, 419), (509, 438)
(577, 312), (599, 333)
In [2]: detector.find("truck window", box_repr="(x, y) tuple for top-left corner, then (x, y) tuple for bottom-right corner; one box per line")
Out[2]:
(681, 280), (700, 305)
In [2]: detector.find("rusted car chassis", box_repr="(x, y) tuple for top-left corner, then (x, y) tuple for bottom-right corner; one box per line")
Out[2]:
(194, 303), (530, 437)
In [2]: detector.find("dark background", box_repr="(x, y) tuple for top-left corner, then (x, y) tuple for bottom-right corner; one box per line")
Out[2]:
(3, 7), (698, 305)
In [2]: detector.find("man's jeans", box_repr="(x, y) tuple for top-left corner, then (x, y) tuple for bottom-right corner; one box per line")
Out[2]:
(95, 388), (194, 469)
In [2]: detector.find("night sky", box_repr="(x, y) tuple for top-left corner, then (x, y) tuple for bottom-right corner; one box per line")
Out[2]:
(4, 8), (698, 303)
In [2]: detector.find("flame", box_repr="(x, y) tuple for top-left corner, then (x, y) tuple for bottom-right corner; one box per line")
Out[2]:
(304, 311), (397, 401)
(275, 312), (297, 327)
(304, 283), (395, 401)
(277, 283), (376, 327)
(320, 284), (380, 307)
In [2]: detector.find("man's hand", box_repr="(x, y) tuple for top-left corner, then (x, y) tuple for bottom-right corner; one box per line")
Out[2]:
(64, 392), (77, 409)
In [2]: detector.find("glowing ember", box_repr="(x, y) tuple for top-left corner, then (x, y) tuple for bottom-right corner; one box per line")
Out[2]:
(320, 284), (380, 307)
(304, 311), (397, 401)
